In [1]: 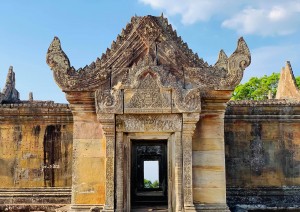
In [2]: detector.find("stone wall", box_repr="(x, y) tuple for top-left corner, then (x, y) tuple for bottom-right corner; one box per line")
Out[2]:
(2, 98), (300, 210)
(225, 100), (300, 210)
(0, 101), (73, 209)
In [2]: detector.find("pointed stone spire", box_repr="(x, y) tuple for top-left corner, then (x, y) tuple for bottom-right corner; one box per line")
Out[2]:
(276, 61), (300, 100)
(29, 92), (33, 101)
(1, 66), (20, 103)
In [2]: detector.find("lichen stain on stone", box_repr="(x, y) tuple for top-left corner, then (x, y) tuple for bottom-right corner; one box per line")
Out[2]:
(32, 125), (41, 136)
(249, 123), (268, 176)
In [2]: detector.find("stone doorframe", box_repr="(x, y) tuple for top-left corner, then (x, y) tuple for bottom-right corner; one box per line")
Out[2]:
(98, 113), (199, 211)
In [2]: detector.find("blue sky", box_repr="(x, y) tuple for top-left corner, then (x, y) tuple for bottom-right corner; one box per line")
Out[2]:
(1, 1), (300, 103)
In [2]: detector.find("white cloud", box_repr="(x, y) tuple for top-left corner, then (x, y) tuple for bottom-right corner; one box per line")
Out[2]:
(222, 2), (300, 36)
(140, 0), (240, 24)
(140, 0), (300, 36)
(242, 44), (300, 82)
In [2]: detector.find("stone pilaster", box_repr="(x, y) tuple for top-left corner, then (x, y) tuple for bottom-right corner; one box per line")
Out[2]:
(192, 91), (231, 211)
(97, 113), (115, 212)
(115, 131), (124, 211)
(182, 113), (199, 211)
(66, 92), (105, 211)
(174, 132), (183, 211)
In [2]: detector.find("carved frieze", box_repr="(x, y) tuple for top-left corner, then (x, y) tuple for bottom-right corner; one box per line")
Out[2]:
(116, 114), (182, 132)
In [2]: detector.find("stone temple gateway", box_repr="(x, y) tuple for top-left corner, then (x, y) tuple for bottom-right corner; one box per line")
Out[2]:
(46, 15), (251, 211)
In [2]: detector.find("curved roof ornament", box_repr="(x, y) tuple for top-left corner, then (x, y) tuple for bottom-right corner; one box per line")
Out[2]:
(46, 15), (251, 92)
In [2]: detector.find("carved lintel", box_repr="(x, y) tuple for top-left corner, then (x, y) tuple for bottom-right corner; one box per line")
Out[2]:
(116, 114), (182, 132)
(182, 113), (200, 208)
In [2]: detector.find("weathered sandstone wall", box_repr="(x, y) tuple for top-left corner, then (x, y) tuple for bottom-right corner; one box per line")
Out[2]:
(0, 101), (73, 209)
(225, 100), (300, 210)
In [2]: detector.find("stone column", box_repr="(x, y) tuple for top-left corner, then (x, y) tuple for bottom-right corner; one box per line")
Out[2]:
(192, 91), (231, 211)
(66, 92), (106, 211)
(182, 113), (199, 211)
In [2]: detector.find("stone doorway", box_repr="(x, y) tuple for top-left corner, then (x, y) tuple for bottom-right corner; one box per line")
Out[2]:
(112, 114), (186, 211)
(131, 140), (168, 208)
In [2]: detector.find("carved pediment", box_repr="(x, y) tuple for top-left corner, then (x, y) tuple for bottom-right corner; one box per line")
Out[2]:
(124, 72), (171, 113)
(46, 15), (251, 93)
(96, 65), (201, 114)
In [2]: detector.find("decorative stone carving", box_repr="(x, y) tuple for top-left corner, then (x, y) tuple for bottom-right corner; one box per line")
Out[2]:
(46, 37), (109, 91)
(116, 132), (124, 211)
(182, 113), (200, 208)
(116, 114), (182, 132)
(95, 83), (123, 114)
(98, 115), (115, 211)
(124, 72), (171, 113)
(46, 15), (251, 93)
(174, 132), (183, 211)
(136, 16), (161, 45)
(46, 14), (250, 211)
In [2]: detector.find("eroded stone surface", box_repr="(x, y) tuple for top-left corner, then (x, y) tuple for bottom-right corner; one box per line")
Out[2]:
(0, 66), (19, 103)
(225, 100), (300, 210)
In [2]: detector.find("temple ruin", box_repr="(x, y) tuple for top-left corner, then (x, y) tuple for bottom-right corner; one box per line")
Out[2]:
(0, 15), (300, 212)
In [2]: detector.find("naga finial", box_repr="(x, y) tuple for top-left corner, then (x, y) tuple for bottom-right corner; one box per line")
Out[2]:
(46, 36), (70, 71)
(217, 37), (251, 89)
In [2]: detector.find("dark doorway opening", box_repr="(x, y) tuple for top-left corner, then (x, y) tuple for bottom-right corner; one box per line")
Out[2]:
(131, 140), (168, 208)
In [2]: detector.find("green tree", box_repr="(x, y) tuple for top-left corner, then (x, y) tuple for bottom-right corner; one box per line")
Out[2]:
(232, 73), (279, 100)
(296, 77), (300, 88)
(144, 179), (153, 188)
(144, 179), (159, 188)
(152, 180), (159, 188)
(232, 73), (300, 100)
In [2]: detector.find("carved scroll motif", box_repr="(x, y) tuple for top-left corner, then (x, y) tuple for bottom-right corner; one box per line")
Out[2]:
(172, 88), (201, 113)
(95, 87), (123, 114)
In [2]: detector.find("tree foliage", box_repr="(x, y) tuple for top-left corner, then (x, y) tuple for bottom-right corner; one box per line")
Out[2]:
(232, 73), (300, 100)
(296, 77), (300, 88)
(144, 179), (159, 188)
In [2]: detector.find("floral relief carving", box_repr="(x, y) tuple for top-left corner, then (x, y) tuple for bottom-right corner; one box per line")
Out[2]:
(116, 114), (182, 132)
(124, 72), (171, 113)
(95, 86), (123, 114)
